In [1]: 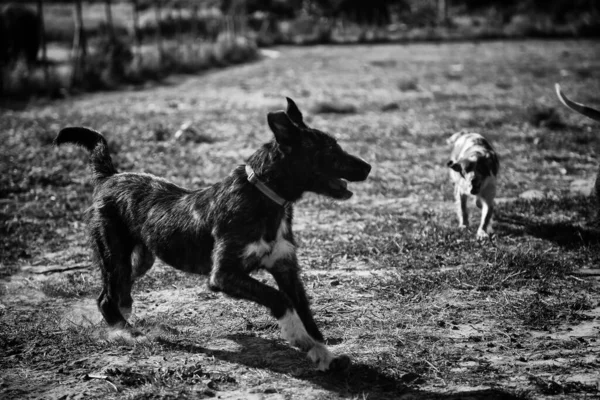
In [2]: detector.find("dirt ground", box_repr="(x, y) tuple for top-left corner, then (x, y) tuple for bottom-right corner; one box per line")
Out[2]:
(1, 40), (600, 399)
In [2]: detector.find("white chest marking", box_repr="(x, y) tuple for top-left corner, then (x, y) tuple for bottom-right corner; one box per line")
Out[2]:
(243, 220), (295, 268)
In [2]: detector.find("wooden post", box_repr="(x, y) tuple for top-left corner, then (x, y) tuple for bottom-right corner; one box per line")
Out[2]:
(191, 5), (198, 39)
(155, 0), (163, 66)
(438, 0), (449, 25)
(132, 0), (142, 60)
(37, 0), (49, 86)
(72, 0), (87, 85)
(105, 0), (115, 41)
(190, 5), (198, 56)
(176, 3), (183, 56)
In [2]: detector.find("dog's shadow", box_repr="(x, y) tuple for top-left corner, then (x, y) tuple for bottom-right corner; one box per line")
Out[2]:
(156, 334), (524, 399)
(496, 206), (600, 250)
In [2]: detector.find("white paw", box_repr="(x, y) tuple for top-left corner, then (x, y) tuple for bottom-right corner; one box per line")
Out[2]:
(119, 307), (132, 321)
(458, 224), (468, 229)
(107, 327), (147, 344)
(476, 229), (489, 241)
(307, 343), (334, 371)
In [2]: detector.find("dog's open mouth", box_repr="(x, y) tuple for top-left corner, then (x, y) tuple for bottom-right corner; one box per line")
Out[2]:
(327, 178), (353, 200)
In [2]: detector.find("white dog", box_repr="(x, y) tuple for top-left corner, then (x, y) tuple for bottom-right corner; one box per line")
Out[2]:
(447, 131), (500, 240)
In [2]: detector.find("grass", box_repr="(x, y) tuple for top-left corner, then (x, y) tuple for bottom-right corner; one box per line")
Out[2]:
(1, 40), (600, 399)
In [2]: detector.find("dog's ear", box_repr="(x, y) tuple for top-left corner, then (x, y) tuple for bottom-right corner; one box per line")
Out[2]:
(267, 111), (298, 152)
(447, 160), (462, 173)
(285, 97), (308, 128)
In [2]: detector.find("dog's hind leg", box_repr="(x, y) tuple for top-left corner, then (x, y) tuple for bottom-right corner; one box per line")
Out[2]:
(91, 213), (133, 328)
(118, 243), (155, 320)
(132, 243), (155, 279)
(95, 247), (128, 327)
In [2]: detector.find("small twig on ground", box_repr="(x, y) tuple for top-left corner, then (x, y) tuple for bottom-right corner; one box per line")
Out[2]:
(423, 359), (440, 373)
(85, 374), (119, 392)
(494, 270), (526, 288)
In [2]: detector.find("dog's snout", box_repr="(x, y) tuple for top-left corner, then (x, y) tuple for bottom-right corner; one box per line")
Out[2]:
(345, 154), (371, 182)
(358, 157), (371, 178)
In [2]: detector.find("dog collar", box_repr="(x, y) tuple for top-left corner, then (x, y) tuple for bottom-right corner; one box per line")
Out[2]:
(245, 165), (288, 207)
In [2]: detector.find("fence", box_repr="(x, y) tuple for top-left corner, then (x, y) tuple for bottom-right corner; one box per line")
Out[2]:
(0, 0), (252, 95)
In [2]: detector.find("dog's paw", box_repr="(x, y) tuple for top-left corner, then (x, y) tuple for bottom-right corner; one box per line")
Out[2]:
(119, 307), (133, 321)
(476, 229), (489, 241)
(307, 343), (335, 371)
(107, 326), (147, 344)
(458, 224), (468, 229)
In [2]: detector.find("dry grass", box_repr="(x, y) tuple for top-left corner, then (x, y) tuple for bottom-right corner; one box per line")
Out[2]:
(1, 40), (600, 399)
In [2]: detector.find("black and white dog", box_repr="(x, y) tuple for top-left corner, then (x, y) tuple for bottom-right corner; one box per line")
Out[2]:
(447, 131), (500, 240)
(55, 98), (371, 371)
(556, 83), (600, 213)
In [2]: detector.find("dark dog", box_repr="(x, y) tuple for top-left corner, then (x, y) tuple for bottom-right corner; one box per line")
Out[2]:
(555, 83), (600, 214)
(447, 131), (500, 240)
(55, 98), (371, 371)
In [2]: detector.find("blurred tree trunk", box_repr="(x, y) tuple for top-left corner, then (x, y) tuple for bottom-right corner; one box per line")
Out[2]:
(37, 0), (49, 86)
(72, 0), (87, 86)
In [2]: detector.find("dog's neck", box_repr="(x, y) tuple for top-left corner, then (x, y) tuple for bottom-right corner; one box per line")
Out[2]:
(245, 165), (289, 207)
(244, 143), (307, 203)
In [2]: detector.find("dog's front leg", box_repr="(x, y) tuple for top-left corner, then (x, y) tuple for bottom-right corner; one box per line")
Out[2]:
(455, 187), (469, 228)
(270, 258), (350, 371)
(477, 197), (494, 240)
(270, 257), (323, 342)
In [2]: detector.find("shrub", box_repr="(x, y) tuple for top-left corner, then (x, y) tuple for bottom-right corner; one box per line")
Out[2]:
(80, 36), (134, 89)
(1, 61), (69, 99)
(212, 33), (258, 65)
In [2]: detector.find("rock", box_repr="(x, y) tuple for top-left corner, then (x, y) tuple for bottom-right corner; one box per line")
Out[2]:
(519, 189), (545, 200)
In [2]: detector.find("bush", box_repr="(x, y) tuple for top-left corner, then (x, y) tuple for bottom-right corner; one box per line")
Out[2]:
(1, 61), (69, 99)
(87, 36), (134, 86)
(212, 33), (258, 65)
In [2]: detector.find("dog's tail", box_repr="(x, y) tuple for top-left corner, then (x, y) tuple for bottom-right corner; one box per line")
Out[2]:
(555, 83), (600, 123)
(54, 127), (117, 183)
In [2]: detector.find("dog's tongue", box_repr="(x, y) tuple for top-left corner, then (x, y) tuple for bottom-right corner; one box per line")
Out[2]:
(330, 179), (347, 190)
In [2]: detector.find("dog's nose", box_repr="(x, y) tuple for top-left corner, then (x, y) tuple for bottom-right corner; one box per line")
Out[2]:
(360, 161), (372, 180)
(348, 155), (371, 181)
